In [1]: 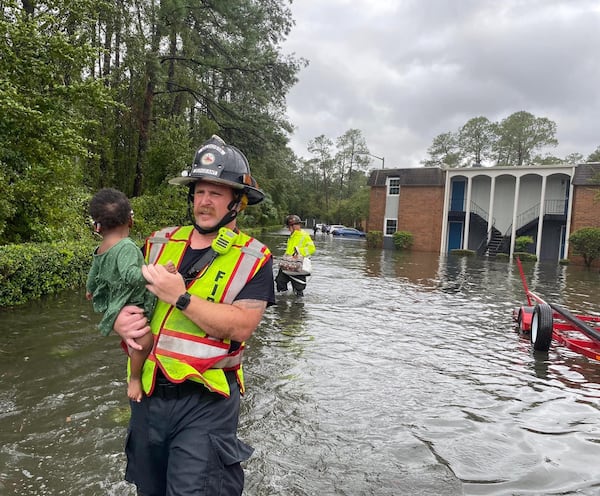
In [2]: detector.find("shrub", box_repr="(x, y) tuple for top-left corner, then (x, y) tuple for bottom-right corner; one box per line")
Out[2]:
(0, 240), (95, 307)
(367, 231), (383, 248)
(514, 252), (537, 262)
(515, 236), (534, 253)
(450, 249), (475, 257)
(392, 231), (413, 250)
(130, 187), (189, 241)
(569, 227), (600, 268)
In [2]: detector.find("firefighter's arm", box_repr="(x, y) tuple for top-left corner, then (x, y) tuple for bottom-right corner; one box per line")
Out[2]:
(142, 264), (266, 342)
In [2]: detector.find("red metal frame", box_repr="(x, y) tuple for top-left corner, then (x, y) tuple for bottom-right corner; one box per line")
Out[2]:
(514, 258), (600, 361)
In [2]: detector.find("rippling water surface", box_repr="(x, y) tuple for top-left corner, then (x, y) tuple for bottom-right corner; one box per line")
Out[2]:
(2, 231), (600, 495)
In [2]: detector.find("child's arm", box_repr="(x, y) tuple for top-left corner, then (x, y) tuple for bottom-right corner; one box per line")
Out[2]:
(117, 244), (147, 286)
(86, 256), (99, 296)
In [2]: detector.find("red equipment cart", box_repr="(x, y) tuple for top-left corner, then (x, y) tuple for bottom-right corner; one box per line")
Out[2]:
(512, 258), (600, 361)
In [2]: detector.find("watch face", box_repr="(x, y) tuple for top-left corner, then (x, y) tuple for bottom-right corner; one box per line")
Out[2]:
(176, 293), (191, 310)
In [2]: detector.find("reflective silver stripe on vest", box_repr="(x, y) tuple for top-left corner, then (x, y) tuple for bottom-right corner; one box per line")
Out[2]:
(158, 334), (229, 359)
(212, 351), (244, 369)
(221, 239), (265, 304)
(147, 226), (178, 265)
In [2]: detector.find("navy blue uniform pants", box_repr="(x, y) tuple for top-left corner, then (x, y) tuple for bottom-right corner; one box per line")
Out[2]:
(125, 372), (253, 496)
(275, 268), (307, 294)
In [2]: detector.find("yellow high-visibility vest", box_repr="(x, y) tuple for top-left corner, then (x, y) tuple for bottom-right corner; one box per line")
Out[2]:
(135, 225), (270, 397)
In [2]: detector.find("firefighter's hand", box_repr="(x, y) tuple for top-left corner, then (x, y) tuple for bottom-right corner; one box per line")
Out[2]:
(143, 263), (186, 307)
(113, 305), (150, 350)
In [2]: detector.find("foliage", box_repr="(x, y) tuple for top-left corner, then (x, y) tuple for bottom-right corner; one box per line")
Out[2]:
(587, 147), (600, 162)
(293, 129), (371, 228)
(494, 111), (558, 166)
(458, 116), (496, 166)
(514, 252), (537, 262)
(144, 117), (194, 193)
(1, 0), (304, 243)
(0, 240), (94, 306)
(335, 129), (370, 195)
(564, 153), (584, 164)
(515, 235), (534, 253)
(367, 231), (383, 248)
(129, 187), (190, 240)
(0, 0), (117, 243)
(392, 231), (413, 251)
(307, 135), (335, 212)
(422, 132), (461, 167)
(450, 249), (475, 257)
(569, 227), (600, 268)
(108, 0), (304, 196)
(423, 111), (560, 167)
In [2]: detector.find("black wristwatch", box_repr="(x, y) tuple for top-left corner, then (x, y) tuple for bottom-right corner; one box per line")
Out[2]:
(175, 292), (192, 310)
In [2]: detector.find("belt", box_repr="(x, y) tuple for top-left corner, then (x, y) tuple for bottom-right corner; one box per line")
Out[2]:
(152, 370), (237, 400)
(154, 378), (205, 400)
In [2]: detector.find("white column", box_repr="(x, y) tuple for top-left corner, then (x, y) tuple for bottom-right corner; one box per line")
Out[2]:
(510, 175), (520, 258)
(535, 174), (547, 259)
(463, 176), (473, 249)
(487, 176), (496, 243)
(440, 169), (451, 254)
(564, 169), (575, 258)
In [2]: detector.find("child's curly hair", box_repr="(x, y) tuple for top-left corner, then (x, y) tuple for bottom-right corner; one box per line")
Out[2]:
(89, 188), (132, 232)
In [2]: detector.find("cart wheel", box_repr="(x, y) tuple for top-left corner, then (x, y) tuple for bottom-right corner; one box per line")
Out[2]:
(530, 303), (553, 351)
(517, 309), (526, 333)
(516, 306), (533, 333)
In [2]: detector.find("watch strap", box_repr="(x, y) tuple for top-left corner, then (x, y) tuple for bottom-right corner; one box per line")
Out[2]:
(175, 292), (191, 310)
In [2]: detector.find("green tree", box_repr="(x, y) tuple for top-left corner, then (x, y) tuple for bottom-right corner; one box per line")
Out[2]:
(0, 0), (307, 242)
(587, 146), (600, 162)
(569, 227), (600, 268)
(531, 154), (564, 165)
(494, 111), (558, 166)
(422, 132), (461, 167)
(564, 152), (584, 164)
(307, 135), (335, 212)
(0, 0), (116, 243)
(335, 129), (369, 197)
(458, 116), (496, 166)
(84, 0), (304, 198)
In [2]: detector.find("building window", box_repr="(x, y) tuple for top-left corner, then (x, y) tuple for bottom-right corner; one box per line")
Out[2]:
(385, 219), (397, 235)
(388, 178), (400, 195)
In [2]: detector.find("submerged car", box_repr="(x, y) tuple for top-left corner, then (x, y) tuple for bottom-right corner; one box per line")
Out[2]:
(331, 227), (366, 238)
(327, 224), (347, 235)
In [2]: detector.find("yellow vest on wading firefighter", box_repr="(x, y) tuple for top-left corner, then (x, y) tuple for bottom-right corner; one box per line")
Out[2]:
(134, 225), (270, 397)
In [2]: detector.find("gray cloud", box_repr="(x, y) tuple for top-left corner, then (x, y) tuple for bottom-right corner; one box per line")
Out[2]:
(283, 0), (600, 167)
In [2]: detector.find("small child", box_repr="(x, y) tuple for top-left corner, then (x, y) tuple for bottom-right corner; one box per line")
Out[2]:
(85, 188), (174, 402)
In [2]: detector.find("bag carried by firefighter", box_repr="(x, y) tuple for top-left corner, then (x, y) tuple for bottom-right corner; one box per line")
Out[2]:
(280, 254), (311, 275)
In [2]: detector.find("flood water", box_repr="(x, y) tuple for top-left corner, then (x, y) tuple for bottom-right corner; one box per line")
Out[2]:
(2, 231), (600, 496)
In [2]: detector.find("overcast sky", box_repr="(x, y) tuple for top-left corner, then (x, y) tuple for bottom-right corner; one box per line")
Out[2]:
(282, 0), (600, 168)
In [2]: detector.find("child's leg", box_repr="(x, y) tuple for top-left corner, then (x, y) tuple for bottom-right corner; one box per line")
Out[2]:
(127, 332), (153, 402)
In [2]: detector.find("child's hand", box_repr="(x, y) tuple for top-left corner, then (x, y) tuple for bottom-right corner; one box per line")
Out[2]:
(164, 261), (177, 274)
(85, 291), (92, 300)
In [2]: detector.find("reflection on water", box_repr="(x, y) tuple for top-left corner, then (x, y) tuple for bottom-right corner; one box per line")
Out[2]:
(1, 235), (600, 495)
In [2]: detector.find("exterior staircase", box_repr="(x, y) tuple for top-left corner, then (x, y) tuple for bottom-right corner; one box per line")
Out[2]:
(485, 229), (505, 256)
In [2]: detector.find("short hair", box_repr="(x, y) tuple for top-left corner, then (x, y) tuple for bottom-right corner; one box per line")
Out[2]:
(89, 188), (132, 231)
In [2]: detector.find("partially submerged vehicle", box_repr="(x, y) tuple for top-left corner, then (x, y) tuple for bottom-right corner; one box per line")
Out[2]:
(331, 227), (366, 238)
(513, 258), (600, 361)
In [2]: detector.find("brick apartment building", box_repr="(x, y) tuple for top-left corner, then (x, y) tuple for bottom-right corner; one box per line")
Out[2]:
(367, 163), (600, 265)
